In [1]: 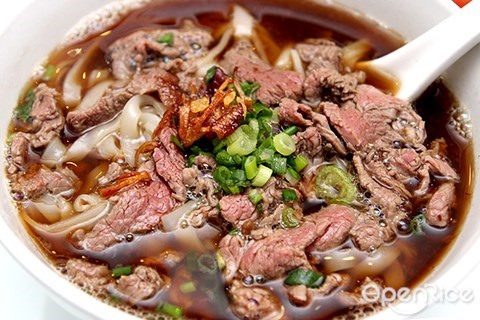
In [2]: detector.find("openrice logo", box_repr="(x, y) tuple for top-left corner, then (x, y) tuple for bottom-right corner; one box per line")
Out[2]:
(360, 283), (475, 315)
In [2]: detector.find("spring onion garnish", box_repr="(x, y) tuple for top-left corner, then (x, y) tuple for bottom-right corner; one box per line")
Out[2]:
(273, 132), (296, 156)
(157, 32), (174, 46)
(205, 65), (217, 84)
(314, 165), (357, 205)
(283, 126), (298, 136)
(240, 80), (261, 98)
(293, 155), (309, 172)
(42, 64), (57, 81)
(111, 265), (133, 278)
(410, 214), (425, 235)
(248, 189), (263, 205)
(271, 154), (287, 175)
(284, 268), (325, 288)
(216, 150), (236, 166)
(157, 302), (183, 318)
(170, 135), (185, 151)
(281, 207), (299, 228)
(284, 167), (301, 186)
(282, 189), (298, 202)
(229, 228), (240, 235)
(14, 90), (35, 121)
(244, 155), (259, 179)
(251, 165), (273, 187)
(180, 281), (197, 294)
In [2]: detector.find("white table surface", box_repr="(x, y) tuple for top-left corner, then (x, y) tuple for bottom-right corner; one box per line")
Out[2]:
(1, 1), (479, 319)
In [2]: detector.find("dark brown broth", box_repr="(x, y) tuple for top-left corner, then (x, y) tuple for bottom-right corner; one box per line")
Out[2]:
(11, 1), (474, 319)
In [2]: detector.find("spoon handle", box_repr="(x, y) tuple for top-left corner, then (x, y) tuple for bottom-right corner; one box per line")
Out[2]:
(363, 0), (480, 101)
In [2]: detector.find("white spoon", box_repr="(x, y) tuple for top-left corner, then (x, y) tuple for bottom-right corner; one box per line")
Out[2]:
(357, 0), (480, 101)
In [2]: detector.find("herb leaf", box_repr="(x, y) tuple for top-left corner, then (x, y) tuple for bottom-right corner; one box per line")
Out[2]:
(240, 80), (261, 98)
(14, 90), (35, 121)
(410, 214), (425, 235)
(157, 32), (174, 46)
(205, 66), (217, 85)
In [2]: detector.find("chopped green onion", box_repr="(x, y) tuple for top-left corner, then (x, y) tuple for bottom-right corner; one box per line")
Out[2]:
(294, 155), (309, 172)
(111, 265), (133, 278)
(227, 136), (256, 156)
(205, 66), (217, 85)
(281, 207), (300, 228)
(232, 169), (247, 182)
(282, 189), (298, 202)
(410, 214), (425, 235)
(314, 165), (357, 205)
(6, 133), (16, 145)
(283, 126), (298, 136)
(284, 167), (301, 185)
(251, 165), (273, 187)
(42, 64), (57, 81)
(258, 148), (275, 164)
(229, 228), (240, 235)
(273, 132), (296, 156)
(216, 150), (236, 166)
(271, 155), (287, 175)
(157, 302), (183, 318)
(170, 135), (184, 151)
(248, 189), (263, 205)
(14, 90), (35, 121)
(244, 155), (259, 179)
(240, 80), (261, 98)
(157, 32), (174, 46)
(180, 281), (196, 294)
(197, 254), (218, 275)
(284, 268), (325, 288)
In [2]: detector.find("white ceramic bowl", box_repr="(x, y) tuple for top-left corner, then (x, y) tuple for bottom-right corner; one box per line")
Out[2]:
(0, 0), (478, 319)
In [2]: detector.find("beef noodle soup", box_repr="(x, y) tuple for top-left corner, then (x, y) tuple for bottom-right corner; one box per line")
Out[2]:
(4, 0), (474, 319)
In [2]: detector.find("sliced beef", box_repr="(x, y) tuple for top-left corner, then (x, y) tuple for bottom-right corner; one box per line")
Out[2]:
(106, 21), (214, 81)
(323, 84), (426, 151)
(194, 154), (217, 170)
(66, 83), (131, 134)
(353, 155), (405, 222)
(218, 234), (247, 283)
(424, 155), (460, 182)
(296, 39), (342, 74)
(239, 218), (330, 279)
(154, 127), (187, 202)
(222, 40), (303, 105)
(287, 273), (350, 306)
(7, 132), (30, 174)
(65, 258), (112, 290)
(228, 280), (284, 320)
(28, 84), (65, 149)
(13, 166), (79, 200)
(296, 39), (364, 102)
(67, 68), (181, 134)
(349, 213), (394, 252)
(219, 195), (257, 228)
(293, 126), (322, 157)
(425, 182), (456, 228)
(115, 266), (166, 302)
(279, 98), (347, 155)
(78, 178), (175, 251)
(182, 167), (218, 207)
(306, 204), (357, 252)
(98, 162), (126, 187)
(304, 68), (359, 102)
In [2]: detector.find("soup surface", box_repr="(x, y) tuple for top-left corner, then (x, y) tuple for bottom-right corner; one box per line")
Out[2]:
(4, 0), (473, 319)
